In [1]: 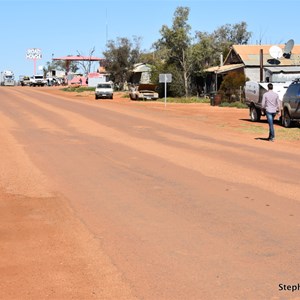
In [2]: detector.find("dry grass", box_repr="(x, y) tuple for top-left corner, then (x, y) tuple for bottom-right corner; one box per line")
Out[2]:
(235, 123), (300, 141)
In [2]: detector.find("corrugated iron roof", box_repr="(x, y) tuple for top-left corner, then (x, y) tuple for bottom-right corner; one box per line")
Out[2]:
(228, 45), (300, 66)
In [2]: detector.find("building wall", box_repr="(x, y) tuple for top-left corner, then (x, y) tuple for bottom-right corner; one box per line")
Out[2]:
(244, 68), (263, 82)
(244, 67), (300, 83)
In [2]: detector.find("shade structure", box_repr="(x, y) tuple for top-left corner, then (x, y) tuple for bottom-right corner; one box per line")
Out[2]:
(52, 55), (104, 73)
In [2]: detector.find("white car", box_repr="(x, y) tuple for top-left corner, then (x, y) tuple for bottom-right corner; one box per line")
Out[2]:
(95, 82), (114, 99)
(30, 75), (47, 87)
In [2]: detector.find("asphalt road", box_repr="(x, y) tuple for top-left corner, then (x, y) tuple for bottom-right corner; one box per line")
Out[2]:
(0, 86), (299, 300)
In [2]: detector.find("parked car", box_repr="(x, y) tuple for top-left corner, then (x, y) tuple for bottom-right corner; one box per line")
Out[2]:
(244, 81), (289, 122)
(282, 78), (300, 127)
(29, 75), (47, 87)
(95, 82), (114, 99)
(19, 75), (31, 86)
(129, 84), (159, 100)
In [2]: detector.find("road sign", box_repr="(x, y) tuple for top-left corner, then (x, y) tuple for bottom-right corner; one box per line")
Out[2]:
(159, 74), (172, 108)
(159, 73), (172, 83)
(26, 48), (42, 60)
(26, 48), (42, 75)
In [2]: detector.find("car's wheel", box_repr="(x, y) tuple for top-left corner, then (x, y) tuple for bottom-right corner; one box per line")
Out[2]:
(250, 106), (261, 122)
(282, 109), (292, 128)
(111, 95), (113, 99)
(95, 95), (98, 100)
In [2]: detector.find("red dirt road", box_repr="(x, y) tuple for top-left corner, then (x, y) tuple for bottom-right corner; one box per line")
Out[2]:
(0, 86), (299, 300)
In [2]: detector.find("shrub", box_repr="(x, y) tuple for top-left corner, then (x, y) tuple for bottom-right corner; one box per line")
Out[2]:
(61, 86), (94, 93)
(219, 71), (246, 102)
(157, 97), (210, 103)
(219, 101), (247, 108)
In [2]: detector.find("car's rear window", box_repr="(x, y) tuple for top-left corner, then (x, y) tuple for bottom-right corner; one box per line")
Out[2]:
(97, 84), (111, 88)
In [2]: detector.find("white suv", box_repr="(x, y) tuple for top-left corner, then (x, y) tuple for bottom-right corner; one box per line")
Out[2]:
(30, 75), (47, 87)
(95, 82), (114, 99)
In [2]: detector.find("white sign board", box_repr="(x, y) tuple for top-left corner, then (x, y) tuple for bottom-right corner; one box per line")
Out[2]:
(159, 73), (172, 108)
(159, 73), (172, 83)
(26, 48), (42, 60)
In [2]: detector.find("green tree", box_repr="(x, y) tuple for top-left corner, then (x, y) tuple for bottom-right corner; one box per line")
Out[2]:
(195, 21), (252, 66)
(103, 36), (142, 88)
(154, 6), (193, 97)
(213, 21), (251, 56)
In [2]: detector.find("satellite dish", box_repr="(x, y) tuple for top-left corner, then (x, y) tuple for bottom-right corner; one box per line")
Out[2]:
(283, 39), (294, 58)
(269, 45), (283, 59)
(267, 58), (281, 65)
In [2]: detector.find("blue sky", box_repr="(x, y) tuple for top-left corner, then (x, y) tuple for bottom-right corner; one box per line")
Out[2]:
(1, 0), (299, 78)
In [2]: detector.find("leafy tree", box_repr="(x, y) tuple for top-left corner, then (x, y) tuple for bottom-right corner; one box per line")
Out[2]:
(195, 21), (252, 65)
(154, 7), (193, 97)
(139, 52), (157, 66)
(103, 36), (142, 88)
(194, 31), (224, 71)
(212, 21), (251, 56)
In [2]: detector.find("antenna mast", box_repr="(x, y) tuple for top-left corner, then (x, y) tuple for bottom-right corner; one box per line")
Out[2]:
(106, 8), (108, 47)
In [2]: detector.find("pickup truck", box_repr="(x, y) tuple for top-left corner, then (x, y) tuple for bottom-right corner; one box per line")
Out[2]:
(19, 75), (31, 86)
(30, 75), (47, 87)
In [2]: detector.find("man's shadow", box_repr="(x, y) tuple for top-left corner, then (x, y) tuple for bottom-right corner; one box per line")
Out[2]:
(255, 137), (270, 141)
(239, 119), (279, 141)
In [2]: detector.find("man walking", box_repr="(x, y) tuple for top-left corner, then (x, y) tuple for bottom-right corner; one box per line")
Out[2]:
(261, 83), (281, 141)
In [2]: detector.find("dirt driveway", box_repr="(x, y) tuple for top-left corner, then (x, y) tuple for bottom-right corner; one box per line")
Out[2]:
(0, 86), (299, 300)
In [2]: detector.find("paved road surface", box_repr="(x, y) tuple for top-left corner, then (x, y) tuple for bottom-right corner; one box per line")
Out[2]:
(0, 87), (299, 300)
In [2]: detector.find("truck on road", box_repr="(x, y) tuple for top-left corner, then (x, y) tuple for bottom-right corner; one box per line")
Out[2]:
(0, 70), (15, 86)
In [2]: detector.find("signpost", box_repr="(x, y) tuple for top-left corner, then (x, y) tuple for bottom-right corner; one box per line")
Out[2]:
(159, 73), (172, 108)
(26, 48), (42, 75)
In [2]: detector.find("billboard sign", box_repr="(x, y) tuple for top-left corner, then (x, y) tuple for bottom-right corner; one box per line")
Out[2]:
(26, 48), (42, 60)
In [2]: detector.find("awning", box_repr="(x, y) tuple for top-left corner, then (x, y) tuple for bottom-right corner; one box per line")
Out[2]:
(53, 55), (104, 61)
(133, 64), (151, 73)
(205, 63), (244, 74)
(265, 66), (300, 73)
(52, 55), (104, 73)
